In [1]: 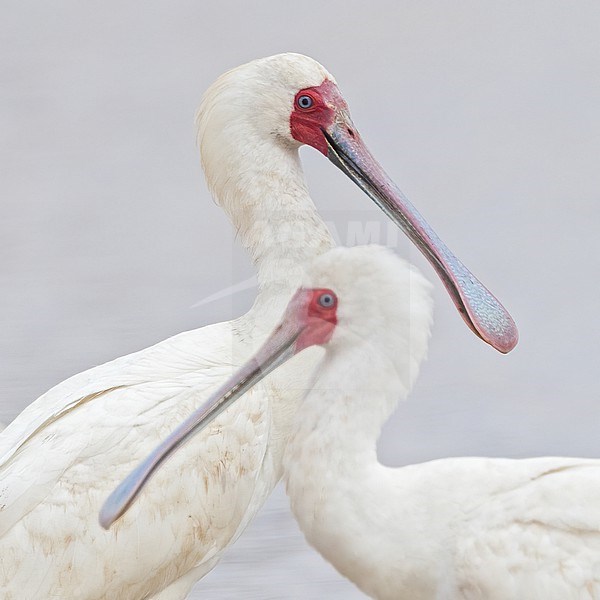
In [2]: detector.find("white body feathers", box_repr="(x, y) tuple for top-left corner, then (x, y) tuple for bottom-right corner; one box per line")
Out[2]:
(282, 247), (600, 600)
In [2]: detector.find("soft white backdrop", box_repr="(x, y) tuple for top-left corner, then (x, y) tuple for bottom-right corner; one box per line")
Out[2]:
(1, 2), (599, 598)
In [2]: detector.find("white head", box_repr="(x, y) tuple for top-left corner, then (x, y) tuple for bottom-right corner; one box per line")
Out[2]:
(198, 53), (333, 156)
(300, 246), (433, 390)
(196, 53), (517, 353)
(197, 53), (333, 210)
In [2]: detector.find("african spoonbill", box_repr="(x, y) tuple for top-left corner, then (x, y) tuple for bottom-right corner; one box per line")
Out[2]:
(109, 245), (599, 600)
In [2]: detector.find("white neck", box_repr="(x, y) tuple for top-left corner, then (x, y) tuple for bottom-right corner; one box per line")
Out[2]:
(201, 130), (334, 319)
(283, 341), (445, 600)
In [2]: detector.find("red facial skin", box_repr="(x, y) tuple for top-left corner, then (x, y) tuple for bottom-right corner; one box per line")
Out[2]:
(295, 288), (338, 352)
(289, 80), (347, 155)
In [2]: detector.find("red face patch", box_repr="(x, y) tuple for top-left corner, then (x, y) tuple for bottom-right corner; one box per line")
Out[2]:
(295, 288), (338, 351)
(289, 79), (345, 155)
(306, 288), (338, 320)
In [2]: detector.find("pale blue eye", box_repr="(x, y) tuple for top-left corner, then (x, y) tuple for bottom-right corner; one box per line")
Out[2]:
(318, 293), (335, 308)
(297, 95), (313, 109)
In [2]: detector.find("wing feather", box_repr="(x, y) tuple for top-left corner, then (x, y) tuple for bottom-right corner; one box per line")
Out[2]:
(456, 458), (600, 599)
(0, 319), (283, 599)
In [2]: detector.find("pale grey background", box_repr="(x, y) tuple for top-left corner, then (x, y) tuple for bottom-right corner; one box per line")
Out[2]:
(1, 1), (599, 598)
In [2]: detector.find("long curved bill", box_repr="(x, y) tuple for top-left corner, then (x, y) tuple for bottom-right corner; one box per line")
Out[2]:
(99, 296), (308, 530)
(324, 117), (518, 354)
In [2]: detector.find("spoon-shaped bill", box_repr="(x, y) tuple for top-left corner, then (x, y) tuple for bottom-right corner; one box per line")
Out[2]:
(324, 117), (518, 354)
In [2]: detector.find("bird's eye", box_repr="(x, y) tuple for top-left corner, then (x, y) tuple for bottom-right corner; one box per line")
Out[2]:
(317, 293), (336, 309)
(297, 95), (314, 109)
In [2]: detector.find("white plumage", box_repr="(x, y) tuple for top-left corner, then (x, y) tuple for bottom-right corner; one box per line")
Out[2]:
(0, 53), (515, 598)
(118, 245), (600, 600)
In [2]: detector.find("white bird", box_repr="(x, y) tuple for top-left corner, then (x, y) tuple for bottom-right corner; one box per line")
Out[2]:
(114, 245), (600, 600)
(1, 54), (515, 599)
